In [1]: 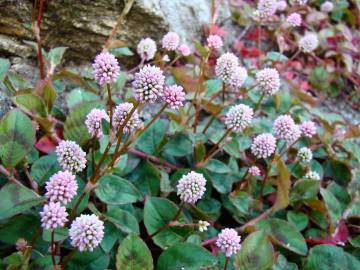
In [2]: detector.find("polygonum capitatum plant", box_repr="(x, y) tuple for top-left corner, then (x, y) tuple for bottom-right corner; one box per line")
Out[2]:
(0, 1), (359, 270)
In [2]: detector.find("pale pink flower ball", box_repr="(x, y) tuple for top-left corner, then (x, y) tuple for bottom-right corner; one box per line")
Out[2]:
(273, 115), (296, 141)
(299, 33), (319, 53)
(162, 32), (180, 51)
(251, 133), (277, 159)
(178, 44), (191, 56)
(16, 238), (28, 251)
(45, 171), (78, 205)
(133, 65), (165, 103)
(207, 35), (223, 49)
(112, 102), (142, 133)
(225, 104), (254, 132)
(69, 214), (104, 252)
(286, 13), (302, 27)
(248, 166), (261, 177)
(256, 68), (280, 95)
(163, 85), (186, 110)
(55, 140), (87, 173)
(216, 228), (241, 257)
(300, 120), (316, 138)
(85, 108), (109, 139)
(257, 0), (278, 19)
(321, 1), (334, 13)
(40, 202), (68, 229)
(276, 1), (287, 11)
(92, 52), (120, 85)
(215, 53), (238, 84)
(229, 66), (248, 90)
(137, 37), (157, 61)
(177, 171), (206, 204)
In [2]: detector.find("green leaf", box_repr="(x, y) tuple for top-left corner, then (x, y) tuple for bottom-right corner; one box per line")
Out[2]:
(64, 101), (102, 146)
(266, 51), (288, 62)
(205, 159), (231, 174)
(43, 228), (69, 242)
(144, 197), (191, 249)
(256, 218), (308, 256)
(48, 47), (67, 68)
(66, 88), (99, 108)
(287, 211), (309, 231)
(273, 158), (290, 211)
(110, 47), (134, 57)
(128, 160), (160, 196)
(235, 230), (274, 270)
(272, 254), (298, 270)
(107, 207), (139, 234)
(43, 80), (57, 113)
(0, 183), (43, 220)
(0, 109), (35, 168)
(136, 119), (168, 155)
(0, 58), (10, 81)
(30, 154), (61, 186)
(325, 159), (352, 186)
(13, 92), (47, 117)
(320, 188), (342, 225)
(116, 233), (153, 270)
(305, 245), (360, 270)
(290, 179), (320, 203)
(157, 243), (217, 270)
(163, 133), (193, 157)
(95, 175), (142, 205)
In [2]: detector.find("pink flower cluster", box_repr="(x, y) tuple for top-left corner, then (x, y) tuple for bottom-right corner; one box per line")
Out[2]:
(257, 0), (277, 19)
(273, 115), (301, 144)
(251, 133), (277, 159)
(40, 202), (68, 229)
(137, 37), (157, 61)
(207, 35), (223, 49)
(45, 171), (78, 205)
(300, 120), (316, 138)
(216, 228), (241, 257)
(112, 102), (142, 133)
(177, 171), (206, 204)
(286, 13), (302, 27)
(225, 104), (254, 132)
(215, 53), (239, 84)
(55, 140), (87, 173)
(256, 68), (280, 95)
(85, 108), (109, 139)
(163, 85), (186, 110)
(248, 165), (261, 177)
(162, 32), (180, 51)
(92, 52), (120, 85)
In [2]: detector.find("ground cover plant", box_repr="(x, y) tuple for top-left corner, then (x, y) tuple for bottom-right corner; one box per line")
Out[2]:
(0, 0), (360, 269)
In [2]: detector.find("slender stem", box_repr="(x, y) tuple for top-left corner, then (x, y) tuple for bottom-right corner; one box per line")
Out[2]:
(60, 250), (76, 269)
(259, 152), (277, 198)
(142, 104), (167, 133)
(289, 49), (300, 62)
(224, 257), (229, 270)
(106, 84), (113, 130)
(23, 165), (39, 194)
(236, 206), (274, 232)
(50, 230), (56, 270)
(221, 82), (225, 103)
(254, 92), (265, 113)
(34, 0), (45, 79)
(128, 148), (178, 170)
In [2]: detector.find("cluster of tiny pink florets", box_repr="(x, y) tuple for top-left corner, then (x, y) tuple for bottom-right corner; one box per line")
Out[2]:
(92, 52), (120, 85)
(216, 228), (242, 257)
(257, 0), (277, 19)
(207, 35), (223, 49)
(229, 66), (248, 90)
(40, 202), (68, 229)
(248, 165), (261, 177)
(273, 115), (301, 144)
(163, 85), (186, 110)
(256, 68), (280, 95)
(177, 171), (206, 204)
(215, 53), (239, 84)
(225, 104), (254, 132)
(251, 133), (277, 159)
(162, 32), (180, 51)
(45, 171), (78, 205)
(137, 37), (157, 61)
(286, 13), (302, 27)
(55, 140), (87, 173)
(85, 108), (109, 139)
(112, 102), (142, 133)
(300, 120), (316, 137)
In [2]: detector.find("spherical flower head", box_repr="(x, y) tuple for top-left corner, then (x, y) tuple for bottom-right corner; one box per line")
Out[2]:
(321, 1), (334, 12)
(112, 102), (142, 133)
(294, 0), (308, 5)
(92, 52), (120, 85)
(133, 65), (165, 103)
(45, 171), (78, 205)
(304, 171), (320, 181)
(215, 53), (238, 84)
(16, 238), (28, 251)
(85, 108), (109, 139)
(248, 165), (261, 177)
(137, 37), (157, 61)
(198, 220), (210, 232)
(256, 68), (280, 95)
(216, 228), (241, 257)
(297, 147), (313, 163)
(257, 0), (277, 19)
(286, 13), (302, 27)
(229, 66), (248, 90)
(251, 133), (277, 159)
(299, 33), (319, 53)
(300, 120), (316, 138)
(225, 104), (253, 132)
(161, 32), (180, 51)
(69, 214), (104, 252)
(177, 171), (206, 204)
(273, 115), (296, 141)
(276, 1), (287, 11)
(178, 44), (191, 56)
(40, 202), (68, 229)
(207, 35), (223, 49)
(163, 85), (185, 110)
(56, 140), (87, 173)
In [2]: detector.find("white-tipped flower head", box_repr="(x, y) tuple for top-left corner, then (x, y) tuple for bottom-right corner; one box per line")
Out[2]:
(256, 68), (280, 95)
(16, 238), (28, 251)
(297, 147), (313, 163)
(300, 120), (316, 138)
(286, 13), (302, 27)
(216, 228), (241, 257)
(45, 171), (78, 205)
(225, 104), (254, 132)
(56, 140), (87, 173)
(40, 202), (68, 229)
(69, 214), (104, 252)
(207, 35), (223, 49)
(137, 37), (157, 61)
(198, 220), (210, 232)
(163, 85), (186, 110)
(133, 65), (165, 103)
(92, 52), (120, 85)
(251, 133), (277, 159)
(321, 1), (334, 12)
(85, 108), (109, 139)
(248, 165), (261, 177)
(162, 32), (180, 51)
(178, 44), (191, 56)
(276, 1), (287, 11)
(273, 115), (300, 143)
(229, 66), (248, 90)
(112, 102), (142, 133)
(215, 53), (238, 84)
(304, 171), (320, 180)
(299, 33), (319, 53)
(294, 0), (308, 5)
(177, 171), (206, 204)
(257, 0), (277, 19)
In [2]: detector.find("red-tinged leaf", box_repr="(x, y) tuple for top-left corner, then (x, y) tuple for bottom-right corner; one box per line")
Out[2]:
(273, 158), (290, 211)
(332, 221), (349, 244)
(35, 135), (58, 153)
